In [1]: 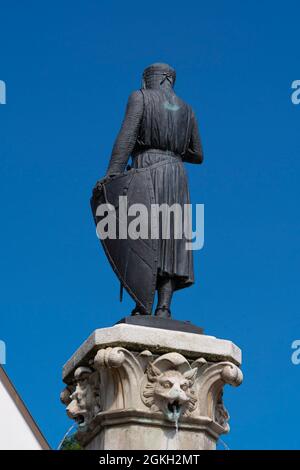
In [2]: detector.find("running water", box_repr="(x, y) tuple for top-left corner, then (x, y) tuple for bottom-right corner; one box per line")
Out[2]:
(174, 413), (179, 448)
(217, 437), (230, 450)
(57, 423), (77, 450)
(166, 405), (180, 450)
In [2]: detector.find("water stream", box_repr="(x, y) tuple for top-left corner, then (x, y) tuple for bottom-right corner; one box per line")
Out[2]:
(166, 404), (180, 450)
(57, 423), (77, 450)
(217, 437), (230, 450)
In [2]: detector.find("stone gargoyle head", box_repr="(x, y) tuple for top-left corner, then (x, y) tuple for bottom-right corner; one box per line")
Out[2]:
(61, 366), (101, 429)
(141, 352), (198, 422)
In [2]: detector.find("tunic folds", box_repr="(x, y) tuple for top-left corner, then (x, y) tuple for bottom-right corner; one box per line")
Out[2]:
(107, 87), (203, 291)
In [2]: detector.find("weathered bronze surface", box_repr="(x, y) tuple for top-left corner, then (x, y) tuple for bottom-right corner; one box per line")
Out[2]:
(91, 63), (203, 318)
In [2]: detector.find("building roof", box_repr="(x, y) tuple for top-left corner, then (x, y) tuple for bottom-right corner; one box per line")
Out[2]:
(0, 366), (50, 449)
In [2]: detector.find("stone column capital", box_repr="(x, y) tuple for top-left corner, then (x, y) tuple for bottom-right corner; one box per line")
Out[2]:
(61, 324), (242, 450)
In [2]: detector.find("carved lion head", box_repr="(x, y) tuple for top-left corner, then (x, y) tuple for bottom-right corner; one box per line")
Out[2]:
(61, 367), (101, 429)
(141, 353), (198, 422)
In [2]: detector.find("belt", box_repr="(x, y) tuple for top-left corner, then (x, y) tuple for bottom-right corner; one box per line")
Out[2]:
(134, 148), (182, 160)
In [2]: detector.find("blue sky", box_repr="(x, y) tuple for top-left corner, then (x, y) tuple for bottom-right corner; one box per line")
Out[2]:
(1, 0), (300, 449)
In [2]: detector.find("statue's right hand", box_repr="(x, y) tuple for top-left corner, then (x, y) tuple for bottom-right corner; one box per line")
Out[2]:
(93, 177), (106, 193)
(93, 174), (116, 193)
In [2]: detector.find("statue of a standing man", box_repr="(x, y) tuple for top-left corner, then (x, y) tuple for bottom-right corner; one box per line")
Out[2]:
(92, 63), (203, 319)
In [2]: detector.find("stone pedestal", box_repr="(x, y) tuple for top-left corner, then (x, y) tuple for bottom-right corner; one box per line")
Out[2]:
(61, 322), (242, 450)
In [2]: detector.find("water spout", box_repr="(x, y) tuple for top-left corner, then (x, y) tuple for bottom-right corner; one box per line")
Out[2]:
(166, 400), (181, 422)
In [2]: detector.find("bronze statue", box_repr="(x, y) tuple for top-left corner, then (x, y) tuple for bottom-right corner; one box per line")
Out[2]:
(91, 63), (203, 319)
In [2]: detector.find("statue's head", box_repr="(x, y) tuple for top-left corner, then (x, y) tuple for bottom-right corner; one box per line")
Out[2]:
(142, 63), (176, 90)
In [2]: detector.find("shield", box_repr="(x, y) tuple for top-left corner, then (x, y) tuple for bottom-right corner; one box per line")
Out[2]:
(91, 169), (158, 314)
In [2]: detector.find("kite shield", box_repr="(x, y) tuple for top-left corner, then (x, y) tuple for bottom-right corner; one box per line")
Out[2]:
(91, 169), (158, 314)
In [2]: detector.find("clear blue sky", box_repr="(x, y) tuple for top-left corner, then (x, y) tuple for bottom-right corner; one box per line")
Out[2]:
(1, 0), (300, 450)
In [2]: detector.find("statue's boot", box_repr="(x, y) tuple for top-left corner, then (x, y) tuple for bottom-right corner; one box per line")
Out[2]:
(131, 305), (148, 316)
(155, 277), (174, 319)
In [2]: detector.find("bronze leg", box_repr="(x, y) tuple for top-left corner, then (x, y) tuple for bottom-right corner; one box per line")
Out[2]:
(155, 276), (174, 319)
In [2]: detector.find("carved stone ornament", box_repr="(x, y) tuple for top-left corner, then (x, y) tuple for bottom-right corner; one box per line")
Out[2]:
(61, 324), (243, 449)
(215, 391), (230, 431)
(60, 366), (101, 430)
(61, 346), (242, 440)
(141, 352), (198, 422)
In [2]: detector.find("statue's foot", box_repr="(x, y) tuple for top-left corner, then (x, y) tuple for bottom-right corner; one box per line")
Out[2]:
(131, 305), (147, 316)
(154, 307), (171, 319)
